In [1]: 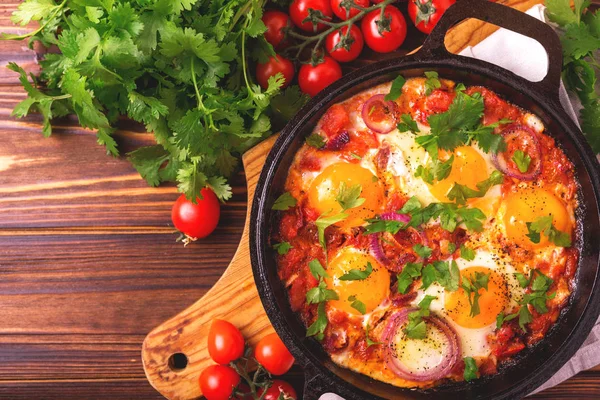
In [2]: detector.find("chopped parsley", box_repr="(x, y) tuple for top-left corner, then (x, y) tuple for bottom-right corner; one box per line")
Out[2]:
(512, 149), (531, 173)
(306, 133), (326, 149)
(363, 217), (404, 235)
(447, 170), (504, 205)
(397, 262), (424, 294)
(461, 271), (490, 317)
(272, 192), (297, 210)
(414, 155), (454, 184)
(413, 244), (433, 259)
(384, 75), (406, 101)
(306, 280), (338, 304)
(308, 259), (329, 280)
(315, 211), (347, 253)
(526, 215), (572, 247)
(272, 241), (292, 255)
(463, 357), (479, 381)
(365, 323), (382, 347)
(424, 71), (442, 95)
(336, 183), (365, 211)
(306, 259), (338, 341)
(404, 295), (437, 339)
(348, 295), (367, 315)
(397, 113), (420, 133)
(460, 244), (476, 261)
(400, 196), (487, 233)
(306, 302), (328, 340)
(339, 262), (373, 281)
(421, 260), (460, 291)
(496, 269), (555, 332)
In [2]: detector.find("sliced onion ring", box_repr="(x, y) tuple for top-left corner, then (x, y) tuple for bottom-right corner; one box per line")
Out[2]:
(382, 309), (461, 382)
(492, 124), (542, 181)
(361, 94), (397, 134)
(368, 213), (411, 266)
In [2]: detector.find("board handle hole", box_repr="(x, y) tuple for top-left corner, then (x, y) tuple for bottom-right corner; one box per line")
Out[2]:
(168, 352), (188, 372)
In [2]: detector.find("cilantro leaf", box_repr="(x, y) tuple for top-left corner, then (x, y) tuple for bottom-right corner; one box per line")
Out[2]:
(460, 244), (475, 261)
(546, 0), (584, 25)
(306, 302), (328, 340)
(348, 295), (367, 315)
(415, 155), (454, 184)
(526, 215), (572, 247)
(397, 262), (423, 294)
(309, 259), (329, 280)
(272, 192), (297, 211)
(424, 71), (441, 95)
(385, 75), (406, 101)
(363, 218), (403, 235)
(306, 134), (326, 149)
(447, 170), (504, 205)
(397, 113), (420, 133)
(404, 295), (437, 339)
(365, 323), (382, 347)
(463, 357), (478, 382)
(461, 271), (490, 317)
(512, 150), (531, 173)
(306, 280), (339, 304)
(128, 145), (170, 187)
(336, 183), (365, 211)
(496, 311), (519, 329)
(316, 211), (347, 252)
(339, 262), (373, 281)
(273, 242), (292, 255)
(413, 244), (432, 259)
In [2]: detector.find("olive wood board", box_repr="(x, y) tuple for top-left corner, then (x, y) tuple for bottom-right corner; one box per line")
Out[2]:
(141, 1), (545, 398)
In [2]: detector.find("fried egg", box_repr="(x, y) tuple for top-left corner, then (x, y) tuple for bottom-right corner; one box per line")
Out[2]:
(415, 251), (520, 358)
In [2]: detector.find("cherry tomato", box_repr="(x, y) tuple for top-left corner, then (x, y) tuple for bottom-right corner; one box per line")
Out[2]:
(262, 10), (291, 49)
(171, 189), (220, 239)
(254, 333), (295, 375)
(325, 25), (364, 63)
(199, 365), (240, 400)
(408, 0), (455, 34)
(298, 56), (342, 97)
(256, 55), (295, 90)
(258, 380), (298, 400)
(330, 0), (370, 20)
(361, 5), (407, 53)
(207, 319), (245, 364)
(290, 0), (333, 32)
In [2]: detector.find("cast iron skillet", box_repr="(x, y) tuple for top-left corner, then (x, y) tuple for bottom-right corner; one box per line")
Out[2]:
(250, 0), (600, 398)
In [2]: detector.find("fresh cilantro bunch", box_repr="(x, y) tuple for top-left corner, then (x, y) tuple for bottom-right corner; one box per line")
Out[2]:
(3, 0), (308, 202)
(546, 0), (600, 152)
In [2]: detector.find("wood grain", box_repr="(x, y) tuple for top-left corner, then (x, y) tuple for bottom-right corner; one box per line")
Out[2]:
(0, 0), (597, 399)
(142, 137), (276, 400)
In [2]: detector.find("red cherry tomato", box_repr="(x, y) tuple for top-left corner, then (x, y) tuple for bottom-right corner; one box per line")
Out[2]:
(289, 0), (333, 32)
(207, 319), (245, 364)
(298, 56), (342, 97)
(171, 189), (220, 239)
(256, 55), (295, 90)
(262, 10), (291, 49)
(408, 0), (456, 34)
(361, 5), (407, 53)
(325, 25), (364, 63)
(330, 0), (370, 20)
(258, 380), (298, 400)
(199, 365), (240, 400)
(254, 333), (295, 375)
(371, 0), (386, 2)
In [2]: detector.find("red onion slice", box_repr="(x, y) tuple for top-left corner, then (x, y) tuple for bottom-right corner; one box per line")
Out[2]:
(368, 213), (414, 268)
(382, 309), (461, 382)
(492, 124), (542, 181)
(361, 94), (397, 134)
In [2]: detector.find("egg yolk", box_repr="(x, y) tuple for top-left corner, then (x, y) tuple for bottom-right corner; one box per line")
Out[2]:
(325, 248), (389, 315)
(445, 266), (508, 329)
(308, 163), (385, 229)
(428, 146), (489, 202)
(501, 187), (570, 248)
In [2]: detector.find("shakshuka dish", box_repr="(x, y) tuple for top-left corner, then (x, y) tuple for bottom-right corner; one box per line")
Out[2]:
(270, 73), (579, 388)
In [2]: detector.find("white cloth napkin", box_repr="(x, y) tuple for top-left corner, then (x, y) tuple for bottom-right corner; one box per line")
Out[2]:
(320, 5), (600, 399)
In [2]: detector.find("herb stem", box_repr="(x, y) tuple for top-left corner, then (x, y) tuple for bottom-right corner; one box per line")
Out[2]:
(2, 0), (67, 41)
(284, 0), (395, 61)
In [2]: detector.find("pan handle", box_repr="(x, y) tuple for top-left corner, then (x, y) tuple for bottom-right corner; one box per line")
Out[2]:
(415, 0), (563, 98)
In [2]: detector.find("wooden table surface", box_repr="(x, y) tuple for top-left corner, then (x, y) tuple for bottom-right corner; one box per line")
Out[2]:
(0, 0), (599, 399)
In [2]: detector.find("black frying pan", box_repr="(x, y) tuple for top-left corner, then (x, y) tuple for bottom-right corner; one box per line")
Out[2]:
(250, 0), (600, 398)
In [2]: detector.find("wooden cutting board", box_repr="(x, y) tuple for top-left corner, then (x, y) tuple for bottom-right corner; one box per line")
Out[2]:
(141, 1), (544, 398)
